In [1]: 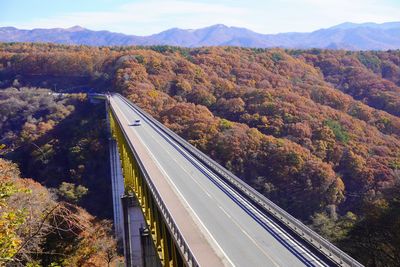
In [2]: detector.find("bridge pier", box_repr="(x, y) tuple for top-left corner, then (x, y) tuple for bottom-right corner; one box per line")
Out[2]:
(121, 195), (161, 267)
(122, 194), (155, 267)
(109, 138), (125, 248)
(140, 227), (161, 267)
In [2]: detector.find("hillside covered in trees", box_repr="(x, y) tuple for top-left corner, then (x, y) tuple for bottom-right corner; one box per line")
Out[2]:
(1, 43), (400, 266)
(0, 87), (112, 218)
(0, 158), (118, 266)
(0, 87), (117, 265)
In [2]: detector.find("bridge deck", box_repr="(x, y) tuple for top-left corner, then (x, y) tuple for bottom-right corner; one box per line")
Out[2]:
(110, 94), (330, 267)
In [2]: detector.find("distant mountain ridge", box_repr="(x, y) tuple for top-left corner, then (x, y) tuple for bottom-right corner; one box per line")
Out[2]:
(1, 22), (400, 50)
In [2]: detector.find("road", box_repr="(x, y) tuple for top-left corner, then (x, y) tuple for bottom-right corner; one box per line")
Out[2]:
(110, 94), (331, 267)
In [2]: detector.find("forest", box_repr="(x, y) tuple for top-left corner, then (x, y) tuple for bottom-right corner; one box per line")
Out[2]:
(0, 43), (400, 266)
(0, 87), (119, 266)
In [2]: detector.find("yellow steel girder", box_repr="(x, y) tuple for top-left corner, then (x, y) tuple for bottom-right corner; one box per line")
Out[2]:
(109, 107), (183, 267)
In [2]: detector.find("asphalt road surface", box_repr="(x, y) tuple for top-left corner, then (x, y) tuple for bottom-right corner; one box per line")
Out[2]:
(111, 94), (331, 267)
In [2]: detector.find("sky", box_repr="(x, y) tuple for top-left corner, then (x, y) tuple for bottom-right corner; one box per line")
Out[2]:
(1, 0), (399, 35)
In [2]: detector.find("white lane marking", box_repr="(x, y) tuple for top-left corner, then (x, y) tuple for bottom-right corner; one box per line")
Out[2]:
(218, 205), (232, 219)
(218, 203), (281, 265)
(111, 98), (235, 267)
(190, 178), (212, 198)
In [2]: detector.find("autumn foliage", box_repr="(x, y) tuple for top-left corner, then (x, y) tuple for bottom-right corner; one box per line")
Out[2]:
(1, 43), (400, 266)
(0, 159), (119, 266)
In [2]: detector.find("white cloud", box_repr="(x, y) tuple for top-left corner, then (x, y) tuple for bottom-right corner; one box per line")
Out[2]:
(2, 0), (400, 35)
(8, 0), (251, 35)
(246, 0), (400, 33)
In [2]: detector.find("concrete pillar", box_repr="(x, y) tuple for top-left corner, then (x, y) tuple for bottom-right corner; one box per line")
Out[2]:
(108, 102), (129, 259)
(109, 138), (125, 249)
(129, 197), (146, 267)
(122, 194), (148, 267)
(141, 227), (162, 267)
(122, 195), (133, 267)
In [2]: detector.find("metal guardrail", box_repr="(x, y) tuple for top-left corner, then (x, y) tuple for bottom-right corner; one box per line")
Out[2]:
(108, 96), (199, 267)
(116, 93), (364, 267)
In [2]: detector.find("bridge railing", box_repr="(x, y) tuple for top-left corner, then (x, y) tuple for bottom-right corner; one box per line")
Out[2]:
(117, 94), (363, 267)
(109, 97), (199, 267)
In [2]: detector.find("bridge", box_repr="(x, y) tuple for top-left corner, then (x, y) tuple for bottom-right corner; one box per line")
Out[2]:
(106, 93), (363, 267)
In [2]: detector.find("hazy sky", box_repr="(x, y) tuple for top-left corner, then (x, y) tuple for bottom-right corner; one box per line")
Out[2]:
(1, 0), (399, 35)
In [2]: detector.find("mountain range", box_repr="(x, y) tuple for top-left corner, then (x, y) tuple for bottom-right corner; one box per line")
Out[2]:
(1, 22), (400, 50)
